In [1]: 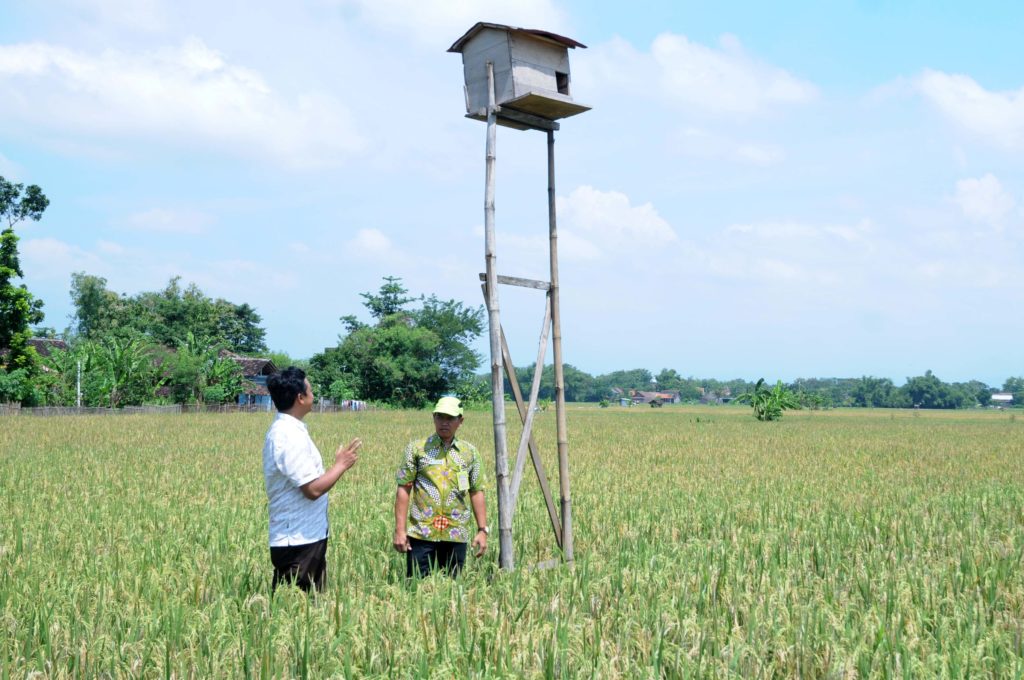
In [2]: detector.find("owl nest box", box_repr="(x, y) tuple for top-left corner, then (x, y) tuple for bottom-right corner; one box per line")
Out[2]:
(449, 22), (590, 130)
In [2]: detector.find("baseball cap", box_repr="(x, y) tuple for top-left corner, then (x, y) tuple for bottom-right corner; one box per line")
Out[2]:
(432, 396), (463, 417)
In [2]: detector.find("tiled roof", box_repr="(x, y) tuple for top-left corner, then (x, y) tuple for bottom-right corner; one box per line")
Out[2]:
(28, 337), (68, 357)
(220, 350), (277, 377)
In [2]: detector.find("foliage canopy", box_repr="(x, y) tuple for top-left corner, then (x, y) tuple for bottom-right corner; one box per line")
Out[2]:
(0, 176), (49, 391)
(310, 277), (484, 408)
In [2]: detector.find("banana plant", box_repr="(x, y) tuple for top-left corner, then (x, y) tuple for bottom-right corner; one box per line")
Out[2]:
(736, 378), (801, 421)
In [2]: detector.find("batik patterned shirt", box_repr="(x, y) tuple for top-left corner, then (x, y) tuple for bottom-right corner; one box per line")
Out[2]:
(396, 433), (485, 543)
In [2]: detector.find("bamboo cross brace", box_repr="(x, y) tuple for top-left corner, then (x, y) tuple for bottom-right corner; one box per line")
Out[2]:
(509, 293), (552, 508)
(499, 326), (562, 548)
(480, 282), (562, 547)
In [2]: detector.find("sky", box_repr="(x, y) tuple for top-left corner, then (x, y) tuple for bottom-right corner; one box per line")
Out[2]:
(1, 0), (1022, 387)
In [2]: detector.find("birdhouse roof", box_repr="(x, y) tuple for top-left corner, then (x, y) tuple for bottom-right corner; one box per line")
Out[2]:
(447, 22), (586, 53)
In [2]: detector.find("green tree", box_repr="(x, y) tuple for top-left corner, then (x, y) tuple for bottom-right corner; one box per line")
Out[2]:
(36, 344), (79, 406)
(899, 370), (970, 409)
(311, 277), (484, 408)
(336, 315), (444, 407)
(69, 272), (126, 339)
(266, 350), (300, 372)
(504, 363), (598, 402)
(655, 368), (683, 390)
(69, 274), (267, 354)
(161, 332), (244, 404)
(1002, 377), (1023, 405)
(736, 378), (801, 421)
(417, 295), (484, 388)
(851, 376), (897, 407)
(675, 379), (704, 403)
(958, 380), (991, 408)
(201, 354), (244, 404)
(213, 300), (266, 354)
(85, 336), (161, 408)
(0, 367), (31, 403)
(599, 368), (654, 391)
(361, 275), (417, 321)
(0, 177), (49, 379)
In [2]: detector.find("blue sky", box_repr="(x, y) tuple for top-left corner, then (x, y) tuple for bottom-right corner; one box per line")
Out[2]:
(1, 0), (1022, 386)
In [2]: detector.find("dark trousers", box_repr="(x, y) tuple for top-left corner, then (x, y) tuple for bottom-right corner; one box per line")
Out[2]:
(270, 538), (328, 591)
(407, 538), (467, 578)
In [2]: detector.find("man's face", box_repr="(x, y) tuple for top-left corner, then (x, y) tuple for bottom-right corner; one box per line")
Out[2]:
(433, 412), (463, 442)
(297, 379), (314, 416)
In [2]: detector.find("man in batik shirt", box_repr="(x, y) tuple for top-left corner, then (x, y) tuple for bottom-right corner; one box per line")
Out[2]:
(393, 396), (488, 577)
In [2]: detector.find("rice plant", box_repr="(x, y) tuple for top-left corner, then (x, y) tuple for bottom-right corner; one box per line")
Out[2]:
(1, 406), (1022, 677)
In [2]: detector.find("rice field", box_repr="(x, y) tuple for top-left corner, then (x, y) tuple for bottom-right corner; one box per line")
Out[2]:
(2, 405), (1023, 678)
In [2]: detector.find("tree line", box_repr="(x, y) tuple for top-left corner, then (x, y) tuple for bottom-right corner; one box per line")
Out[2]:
(492, 367), (1022, 410)
(1, 175), (1021, 410)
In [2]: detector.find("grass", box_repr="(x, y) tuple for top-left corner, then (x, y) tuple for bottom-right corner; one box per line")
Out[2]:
(2, 405), (1023, 677)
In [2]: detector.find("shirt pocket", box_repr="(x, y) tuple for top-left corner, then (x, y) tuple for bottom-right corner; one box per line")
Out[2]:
(416, 456), (444, 472)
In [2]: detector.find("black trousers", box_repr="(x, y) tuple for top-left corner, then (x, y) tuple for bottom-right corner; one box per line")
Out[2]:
(407, 538), (467, 578)
(270, 538), (328, 591)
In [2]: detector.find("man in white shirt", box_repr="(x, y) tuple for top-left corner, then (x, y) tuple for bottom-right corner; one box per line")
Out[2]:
(263, 366), (361, 591)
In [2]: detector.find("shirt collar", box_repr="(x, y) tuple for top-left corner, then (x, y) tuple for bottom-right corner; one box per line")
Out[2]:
(428, 432), (460, 451)
(275, 412), (308, 433)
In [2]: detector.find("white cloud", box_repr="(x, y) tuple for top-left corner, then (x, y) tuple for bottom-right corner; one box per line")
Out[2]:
(557, 185), (676, 261)
(0, 38), (366, 168)
(96, 240), (126, 254)
(335, 0), (568, 47)
(953, 174), (1016, 227)
(63, 0), (167, 32)
(917, 70), (1024, 151)
(21, 237), (105, 280)
(466, 186), (674, 267)
(123, 207), (212, 234)
(706, 219), (877, 284)
(0, 151), (21, 179)
(348, 228), (398, 258)
(671, 127), (785, 166)
(582, 32), (817, 115)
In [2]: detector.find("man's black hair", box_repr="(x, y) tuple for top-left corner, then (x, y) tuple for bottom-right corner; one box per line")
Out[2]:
(267, 366), (307, 412)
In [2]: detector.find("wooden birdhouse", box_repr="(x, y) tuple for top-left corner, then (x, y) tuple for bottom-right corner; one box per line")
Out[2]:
(449, 22), (590, 129)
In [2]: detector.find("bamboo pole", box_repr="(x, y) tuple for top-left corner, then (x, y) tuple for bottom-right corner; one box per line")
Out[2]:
(484, 62), (513, 571)
(548, 129), (573, 563)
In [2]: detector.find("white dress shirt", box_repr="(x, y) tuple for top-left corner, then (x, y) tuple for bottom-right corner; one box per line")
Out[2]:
(263, 413), (327, 546)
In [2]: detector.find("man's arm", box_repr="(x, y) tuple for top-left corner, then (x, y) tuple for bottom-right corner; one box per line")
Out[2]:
(469, 490), (487, 556)
(393, 484), (413, 552)
(300, 438), (361, 500)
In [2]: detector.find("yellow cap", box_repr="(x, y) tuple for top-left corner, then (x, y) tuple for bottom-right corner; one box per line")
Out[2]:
(432, 396), (463, 417)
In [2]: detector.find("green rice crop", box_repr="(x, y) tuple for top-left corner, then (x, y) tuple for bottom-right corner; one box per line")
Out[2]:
(2, 406), (1023, 677)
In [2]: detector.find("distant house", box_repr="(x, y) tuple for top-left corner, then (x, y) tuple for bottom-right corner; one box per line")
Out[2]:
(991, 393), (1014, 407)
(28, 337), (68, 358)
(1, 337), (68, 371)
(222, 351), (278, 408)
(631, 390), (680, 405)
(700, 390), (735, 405)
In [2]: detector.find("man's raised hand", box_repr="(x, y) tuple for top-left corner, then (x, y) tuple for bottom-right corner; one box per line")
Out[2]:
(335, 438), (361, 471)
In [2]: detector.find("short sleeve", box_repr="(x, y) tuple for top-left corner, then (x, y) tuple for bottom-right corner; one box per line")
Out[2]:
(396, 441), (418, 485)
(273, 429), (321, 488)
(467, 444), (485, 491)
